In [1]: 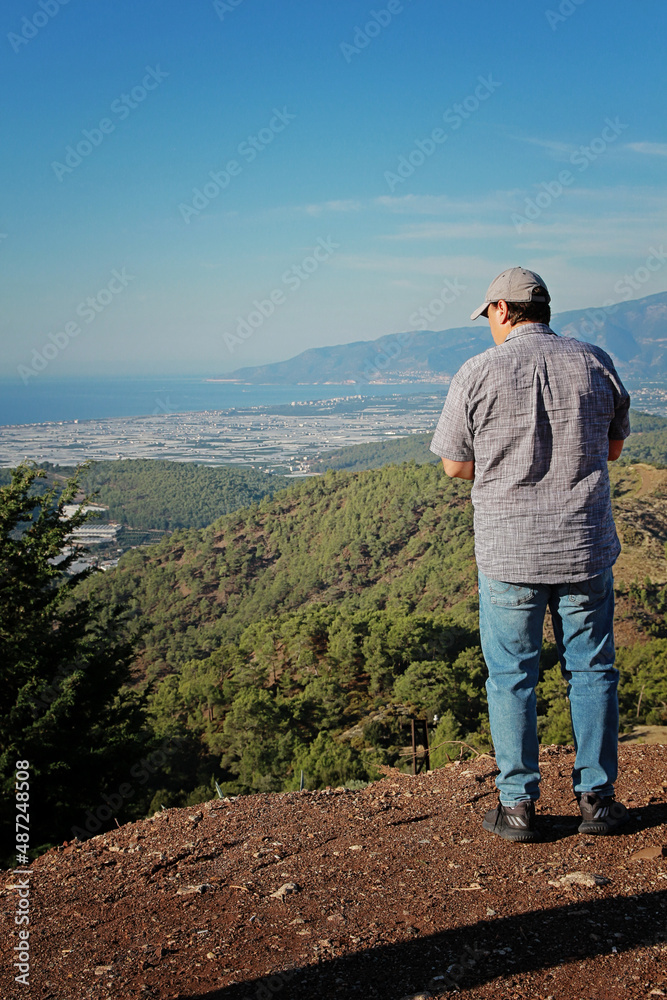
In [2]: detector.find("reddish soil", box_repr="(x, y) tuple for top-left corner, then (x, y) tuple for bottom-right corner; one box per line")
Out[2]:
(2, 745), (666, 1000)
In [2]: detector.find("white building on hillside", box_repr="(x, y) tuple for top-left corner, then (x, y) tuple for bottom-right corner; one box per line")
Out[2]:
(61, 503), (121, 544)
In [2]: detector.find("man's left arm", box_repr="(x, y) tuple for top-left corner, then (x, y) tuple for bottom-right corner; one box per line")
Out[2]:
(608, 439), (624, 461)
(604, 358), (631, 459)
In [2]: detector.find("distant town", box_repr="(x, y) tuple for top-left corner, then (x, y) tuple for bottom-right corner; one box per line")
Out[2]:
(0, 394), (444, 473)
(2, 380), (665, 475)
(625, 381), (667, 416)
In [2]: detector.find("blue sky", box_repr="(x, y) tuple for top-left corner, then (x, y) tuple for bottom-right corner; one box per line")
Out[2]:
(2, 0), (666, 379)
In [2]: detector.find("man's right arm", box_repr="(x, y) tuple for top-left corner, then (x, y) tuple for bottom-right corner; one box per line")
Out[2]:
(442, 458), (475, 480)
(429, 372), (475, 474)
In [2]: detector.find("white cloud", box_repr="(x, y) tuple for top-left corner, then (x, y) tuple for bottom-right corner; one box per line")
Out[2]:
(302, 199), (362, 216)
(335, 251), (497, 278)
(372, 187), (666, 258)
(379, 221), (515, 241)
(626, 142), (667, 157)
(374, 192), (520, 215)
(513, 136), (575, 157)
(388, 278), (423, 289)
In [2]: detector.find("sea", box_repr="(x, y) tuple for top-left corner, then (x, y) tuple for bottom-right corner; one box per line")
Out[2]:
(0, 377), (450, 427)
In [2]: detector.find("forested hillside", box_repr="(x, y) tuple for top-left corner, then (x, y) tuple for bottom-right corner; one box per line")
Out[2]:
(310, 432), (437, 472)
(77, 460), (289, 530)
(618, 410), (667, 466)
(82, 463), (478, 673)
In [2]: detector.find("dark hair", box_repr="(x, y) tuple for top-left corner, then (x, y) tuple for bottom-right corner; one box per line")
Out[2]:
(503, 295), (551, 326)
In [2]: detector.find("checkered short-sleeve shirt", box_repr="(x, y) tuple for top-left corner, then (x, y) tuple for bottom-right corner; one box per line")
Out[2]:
(430, 323), (631, 583)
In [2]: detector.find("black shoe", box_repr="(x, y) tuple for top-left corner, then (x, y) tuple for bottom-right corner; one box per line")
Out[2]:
(482, 800), (540, 842)
(576, 792), (629, 835)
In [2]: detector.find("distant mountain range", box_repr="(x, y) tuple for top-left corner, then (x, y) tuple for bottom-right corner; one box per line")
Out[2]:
(228, 290), (667, 384)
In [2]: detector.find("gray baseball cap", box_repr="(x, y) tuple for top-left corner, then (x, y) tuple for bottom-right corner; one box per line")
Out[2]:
(470, 266), (550, 320)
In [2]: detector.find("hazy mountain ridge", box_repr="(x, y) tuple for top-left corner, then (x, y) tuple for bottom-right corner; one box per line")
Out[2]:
(228, 291), (667, 383)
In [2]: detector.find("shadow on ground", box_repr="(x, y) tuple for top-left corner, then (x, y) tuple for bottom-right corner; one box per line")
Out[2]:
(538, 801), (667, 840)
(186, 888), (667, 1000)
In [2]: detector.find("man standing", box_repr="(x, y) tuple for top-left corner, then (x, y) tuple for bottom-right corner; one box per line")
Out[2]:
(430, 267), (631, 842)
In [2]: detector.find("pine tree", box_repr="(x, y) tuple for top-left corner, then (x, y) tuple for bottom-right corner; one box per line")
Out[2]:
(0, 465), (151, 859)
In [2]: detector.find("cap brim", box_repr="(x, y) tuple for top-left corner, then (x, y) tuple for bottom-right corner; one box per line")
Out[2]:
(470, 302), (490, 321)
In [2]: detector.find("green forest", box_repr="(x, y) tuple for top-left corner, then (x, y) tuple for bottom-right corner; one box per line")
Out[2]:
(3, 451), (667, 861)
(74, 459), (290, 530)
(310, 432), (438, 472)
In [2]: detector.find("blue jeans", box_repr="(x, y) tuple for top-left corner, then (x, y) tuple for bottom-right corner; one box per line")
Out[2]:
(478, 568), (619, 806)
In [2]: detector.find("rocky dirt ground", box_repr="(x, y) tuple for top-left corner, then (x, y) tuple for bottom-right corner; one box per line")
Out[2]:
(1, 744), (666, 1000)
